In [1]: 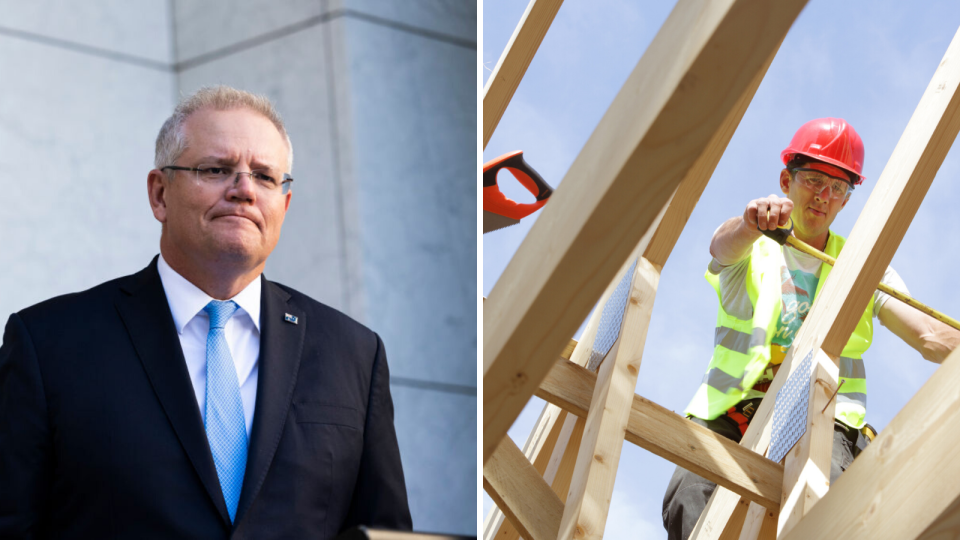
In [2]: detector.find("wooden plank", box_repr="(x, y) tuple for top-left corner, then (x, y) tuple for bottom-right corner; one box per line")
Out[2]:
(780, 345), (960, 539)
(536, 358), (783, 510)
(737, 503), (778, 540)
(692, 22), (960, 539)
(918, 496), (960, 539)
(483, 0), (807, 464)
(483, 216), (650, 540)
(777, 350), (839, 536)
(641, 18), (782, 270)
(557, 258), (660, 540)
(482, 0), (564, 149)
(483, 437), (565, 540)
(482, 405), (567, 540)
(546, 415), (586, 502)
(735, 503), (765, 540)
(693, 491), (752, 540)
(484, 265), (612, 540)
(717, 499), (749, 540)
(484, 411), (586, 540)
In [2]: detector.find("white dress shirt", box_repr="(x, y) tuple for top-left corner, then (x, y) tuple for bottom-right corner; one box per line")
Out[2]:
(157, 254), (260, 437)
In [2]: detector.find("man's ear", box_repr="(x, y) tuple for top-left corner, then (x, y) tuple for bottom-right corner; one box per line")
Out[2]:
(147, 169), (168, 223)
(779, 169), (791, 195)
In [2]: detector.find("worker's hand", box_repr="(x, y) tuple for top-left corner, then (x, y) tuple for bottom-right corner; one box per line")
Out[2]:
(744, 195), (793, 231)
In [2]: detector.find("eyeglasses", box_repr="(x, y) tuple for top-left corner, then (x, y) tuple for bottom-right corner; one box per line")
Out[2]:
(161, 165), (293, 195)
(789, 167), (851, 200)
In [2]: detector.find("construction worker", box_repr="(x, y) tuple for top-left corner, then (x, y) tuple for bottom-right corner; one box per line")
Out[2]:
(661, 118), (960, 540)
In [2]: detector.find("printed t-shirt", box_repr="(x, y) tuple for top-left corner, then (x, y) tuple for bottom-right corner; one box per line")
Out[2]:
(708, 238), (908, 395)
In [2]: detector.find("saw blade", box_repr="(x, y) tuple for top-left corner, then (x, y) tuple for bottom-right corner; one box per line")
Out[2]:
(483, 210), (520, 233)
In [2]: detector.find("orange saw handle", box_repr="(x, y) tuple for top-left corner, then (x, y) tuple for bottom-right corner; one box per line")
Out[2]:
(483, 150), (553, 220)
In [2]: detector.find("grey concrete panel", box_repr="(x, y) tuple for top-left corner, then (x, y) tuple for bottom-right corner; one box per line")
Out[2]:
(0, 36), (174, 320)
(172, 0), (324, 64)
(330, 0), (476, 43)
(343, 18), (476, 388)
(391, 385), (476, 536)
(0, 0), (173, 64)
(177, 25), (361, 319)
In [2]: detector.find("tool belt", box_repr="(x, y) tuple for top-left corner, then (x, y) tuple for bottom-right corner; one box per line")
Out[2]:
(725, 398), (763, 436)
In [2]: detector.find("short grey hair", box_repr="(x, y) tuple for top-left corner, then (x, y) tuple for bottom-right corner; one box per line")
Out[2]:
(154, 85), (294, 173)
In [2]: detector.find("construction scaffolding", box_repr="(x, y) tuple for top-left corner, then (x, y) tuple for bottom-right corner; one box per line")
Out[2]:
(482, 1), (960, 539)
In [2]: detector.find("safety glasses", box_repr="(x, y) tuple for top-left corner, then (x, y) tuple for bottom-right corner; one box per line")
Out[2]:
(789, 167), (852, 200)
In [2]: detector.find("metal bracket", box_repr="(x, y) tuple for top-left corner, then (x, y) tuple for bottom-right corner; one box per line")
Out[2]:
(586, 258), (638, 372)
(768, 350), (814, 463)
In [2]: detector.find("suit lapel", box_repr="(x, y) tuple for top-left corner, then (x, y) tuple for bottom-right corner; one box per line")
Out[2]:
(234, 277), (305, 525)
(114, 258), (231, 527)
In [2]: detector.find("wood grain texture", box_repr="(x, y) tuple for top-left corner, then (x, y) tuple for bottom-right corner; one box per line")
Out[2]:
(482, 0), (564, 149)
(557, 259), (660, 540)
(483, 0), (807, 464)
(780, 345), (960, 539)
(737, 503), (779, 540)
(482, 406), (567, 540)
(483, 437), (565, 540)
(484, 221), (651, 540)
(735, 502), (765, 540)
(536, 358), (783, 510)
(818, 28), (960, 355)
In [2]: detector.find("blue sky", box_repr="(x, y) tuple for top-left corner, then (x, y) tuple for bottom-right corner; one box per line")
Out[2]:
(482, 1), (960, 537)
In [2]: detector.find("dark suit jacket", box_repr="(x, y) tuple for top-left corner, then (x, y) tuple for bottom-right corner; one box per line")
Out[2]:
(0, 258), (412, 539)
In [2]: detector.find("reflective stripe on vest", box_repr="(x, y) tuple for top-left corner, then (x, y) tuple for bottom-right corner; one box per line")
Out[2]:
(686, 232), (873, 429)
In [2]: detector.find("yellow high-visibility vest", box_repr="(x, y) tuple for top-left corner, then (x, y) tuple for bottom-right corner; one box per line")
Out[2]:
(684, 232), (872, 429)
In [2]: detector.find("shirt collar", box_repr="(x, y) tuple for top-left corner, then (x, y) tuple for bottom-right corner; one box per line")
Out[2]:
(157, 253), (262, 334)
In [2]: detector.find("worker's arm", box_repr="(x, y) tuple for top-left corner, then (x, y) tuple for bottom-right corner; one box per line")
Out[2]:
(878, 298), (960, 364)
(710, 195), (794, 266)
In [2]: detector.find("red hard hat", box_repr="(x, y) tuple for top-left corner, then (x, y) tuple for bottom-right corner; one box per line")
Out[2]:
(781, 118), (865, 185)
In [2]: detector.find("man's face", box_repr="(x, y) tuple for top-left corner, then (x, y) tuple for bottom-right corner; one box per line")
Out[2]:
(779, 162), (851, 241)
(151, 107), (292, 269)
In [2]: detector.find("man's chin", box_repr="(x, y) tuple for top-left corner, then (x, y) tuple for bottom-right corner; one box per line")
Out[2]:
(208, 237), (262, 264)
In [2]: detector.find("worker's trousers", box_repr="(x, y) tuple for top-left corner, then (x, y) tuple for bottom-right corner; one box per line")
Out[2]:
(661, 402), (871, 540)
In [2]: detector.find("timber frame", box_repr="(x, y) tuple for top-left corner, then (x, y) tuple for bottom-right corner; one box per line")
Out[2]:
(482, 1), (960, 539)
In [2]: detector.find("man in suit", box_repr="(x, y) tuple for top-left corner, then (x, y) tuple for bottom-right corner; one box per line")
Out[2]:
(0, 86), (412, 539)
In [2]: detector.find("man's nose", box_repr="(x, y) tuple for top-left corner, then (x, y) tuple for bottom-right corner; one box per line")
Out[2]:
(227, 171), (257, 200)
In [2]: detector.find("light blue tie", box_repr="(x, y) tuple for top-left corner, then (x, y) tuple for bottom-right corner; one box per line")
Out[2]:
(203, 300), (247, 523)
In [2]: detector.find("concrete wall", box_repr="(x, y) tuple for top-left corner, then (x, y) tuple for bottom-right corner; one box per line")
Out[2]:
(0, 1), (476, 535)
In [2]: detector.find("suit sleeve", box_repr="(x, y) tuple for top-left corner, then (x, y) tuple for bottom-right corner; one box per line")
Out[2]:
(0, 314), (52, 538)
(342, 333), (413, 532)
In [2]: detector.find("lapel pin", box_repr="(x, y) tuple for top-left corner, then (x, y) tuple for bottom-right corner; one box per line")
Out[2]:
(284, 313), (298, 324)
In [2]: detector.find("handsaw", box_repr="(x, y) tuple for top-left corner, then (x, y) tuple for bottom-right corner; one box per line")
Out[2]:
(483, 150), (554, 233)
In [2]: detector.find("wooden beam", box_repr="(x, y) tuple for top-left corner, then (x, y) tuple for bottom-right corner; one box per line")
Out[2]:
(736, 502), (778, 540)
(484, 260), (613, 540)
(483, 437), (564, 540)
(918, 495), (960, 539)
(779, 345), (960, 539)
(819, 47), (960, 356)
(777, 350), (839, 536)
(641, 18), (782, 271)
(482, 405), (567, 540)
(717, 499), (749, 540)
(482, 0), (564, 149)
(557, 258), (660, 540)
(483, 0), (807, 464)
(735, 503), (765, 540)
(536, 358), (784, 510)
(484, 213), (651, 540)
(691, 21), (960, 539)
